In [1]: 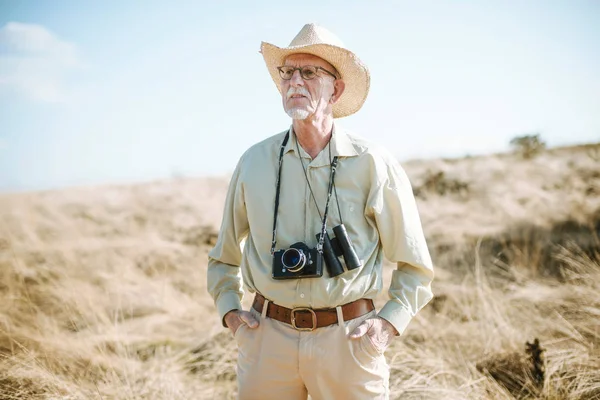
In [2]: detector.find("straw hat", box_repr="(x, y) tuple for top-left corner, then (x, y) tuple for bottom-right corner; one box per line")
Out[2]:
(260, 23), (370, 118)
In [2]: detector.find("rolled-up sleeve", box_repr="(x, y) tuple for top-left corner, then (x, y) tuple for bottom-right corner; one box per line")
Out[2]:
(369, 159), (434, 335)
(207, 154), (249, 326)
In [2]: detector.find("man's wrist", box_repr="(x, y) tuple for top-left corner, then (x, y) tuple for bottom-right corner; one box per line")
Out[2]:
(223, 309), (240, 328)
(216, 292), (244, 326)
(379, 316), (399, 336)
(378, 302), (412, 336)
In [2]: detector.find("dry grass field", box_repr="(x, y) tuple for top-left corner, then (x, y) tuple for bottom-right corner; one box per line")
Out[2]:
(0, 143), (599, 399)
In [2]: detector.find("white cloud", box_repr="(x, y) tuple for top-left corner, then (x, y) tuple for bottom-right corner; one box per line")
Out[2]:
(0, 22), (82, 103)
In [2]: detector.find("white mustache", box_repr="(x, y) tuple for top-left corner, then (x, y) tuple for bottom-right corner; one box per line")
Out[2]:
(286, 87), (311, 100)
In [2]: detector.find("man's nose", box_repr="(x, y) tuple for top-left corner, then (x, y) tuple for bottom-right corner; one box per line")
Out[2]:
(289, 69), (304, 86)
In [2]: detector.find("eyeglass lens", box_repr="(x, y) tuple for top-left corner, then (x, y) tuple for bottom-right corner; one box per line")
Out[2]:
(279, 66), (318, 80)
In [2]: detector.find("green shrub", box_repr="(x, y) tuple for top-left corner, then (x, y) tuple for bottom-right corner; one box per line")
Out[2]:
(510, 133), (546, 159)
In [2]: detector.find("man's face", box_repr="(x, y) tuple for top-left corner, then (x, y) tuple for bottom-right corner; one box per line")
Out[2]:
(280, 54), (341, 120)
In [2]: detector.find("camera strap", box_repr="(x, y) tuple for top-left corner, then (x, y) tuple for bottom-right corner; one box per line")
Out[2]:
(271, 130), (338, 255)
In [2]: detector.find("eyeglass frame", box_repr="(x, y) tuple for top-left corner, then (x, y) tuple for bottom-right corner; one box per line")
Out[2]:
(277, 65), (339, 81)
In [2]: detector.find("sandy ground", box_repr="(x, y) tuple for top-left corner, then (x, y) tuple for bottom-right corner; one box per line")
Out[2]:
(0, 143), (598, 399)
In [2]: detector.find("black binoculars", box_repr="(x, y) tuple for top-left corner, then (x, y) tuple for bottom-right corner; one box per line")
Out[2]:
(317, 224), (362, 277)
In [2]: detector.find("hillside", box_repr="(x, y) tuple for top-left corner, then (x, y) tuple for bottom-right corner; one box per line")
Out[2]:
(0, 143), (599, 399)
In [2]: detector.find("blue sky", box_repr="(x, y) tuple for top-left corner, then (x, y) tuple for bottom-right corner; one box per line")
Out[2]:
(1, 1), (599, 192)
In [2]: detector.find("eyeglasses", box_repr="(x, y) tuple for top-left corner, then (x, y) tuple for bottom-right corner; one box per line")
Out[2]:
(277, 65), (338, 81)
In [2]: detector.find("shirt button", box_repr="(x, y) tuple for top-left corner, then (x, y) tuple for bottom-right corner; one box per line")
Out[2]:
(300, 293), (305, 298)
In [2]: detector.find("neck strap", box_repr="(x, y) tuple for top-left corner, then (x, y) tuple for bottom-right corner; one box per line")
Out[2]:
(270, 131), (338, 255)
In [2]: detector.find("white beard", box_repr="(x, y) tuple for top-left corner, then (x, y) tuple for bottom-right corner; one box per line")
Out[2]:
(286, 107), (310, 120)
(285, 87), (311, 120)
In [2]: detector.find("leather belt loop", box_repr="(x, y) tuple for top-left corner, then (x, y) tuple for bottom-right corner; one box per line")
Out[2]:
(261, 298), (269, 319)
(335, 306), (344, 327)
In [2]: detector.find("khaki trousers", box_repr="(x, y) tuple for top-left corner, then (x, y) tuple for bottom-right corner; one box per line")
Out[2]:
(234, 302), (390, 400)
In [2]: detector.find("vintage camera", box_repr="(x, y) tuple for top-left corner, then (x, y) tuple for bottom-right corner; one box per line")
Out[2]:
(272, 242), (324, 280)
(318, 224), (362, 277)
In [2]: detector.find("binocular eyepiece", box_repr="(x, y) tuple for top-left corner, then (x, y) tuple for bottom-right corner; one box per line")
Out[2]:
(317, 224), (362, 277)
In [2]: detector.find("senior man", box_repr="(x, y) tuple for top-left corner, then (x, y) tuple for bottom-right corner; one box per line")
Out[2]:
(207, 23), (434, 400)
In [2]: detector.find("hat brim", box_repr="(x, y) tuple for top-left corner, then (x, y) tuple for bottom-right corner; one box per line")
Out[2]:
(260, 42), (370, 118)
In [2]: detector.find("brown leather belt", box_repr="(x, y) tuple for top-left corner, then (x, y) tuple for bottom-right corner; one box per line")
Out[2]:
(252, 293), (374, 331)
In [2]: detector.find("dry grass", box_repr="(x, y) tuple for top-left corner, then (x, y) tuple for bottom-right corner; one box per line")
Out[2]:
(0, 143), (599, 399)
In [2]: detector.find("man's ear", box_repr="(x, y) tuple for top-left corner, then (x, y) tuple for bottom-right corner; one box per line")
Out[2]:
(330, 79), (345, 104)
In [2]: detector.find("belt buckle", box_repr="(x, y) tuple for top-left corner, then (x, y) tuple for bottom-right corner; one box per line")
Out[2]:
(291, 307), (317, 331)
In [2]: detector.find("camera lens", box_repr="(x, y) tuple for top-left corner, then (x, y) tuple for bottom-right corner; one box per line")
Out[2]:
(281, 248), (306, 272)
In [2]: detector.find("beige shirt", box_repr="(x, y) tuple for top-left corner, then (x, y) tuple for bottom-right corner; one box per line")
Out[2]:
(207, 124), (434, 335)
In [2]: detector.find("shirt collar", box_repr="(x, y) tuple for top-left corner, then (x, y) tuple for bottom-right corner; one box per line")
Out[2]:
(330, 123), (359, 158)
(283, 123), (359, 161)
